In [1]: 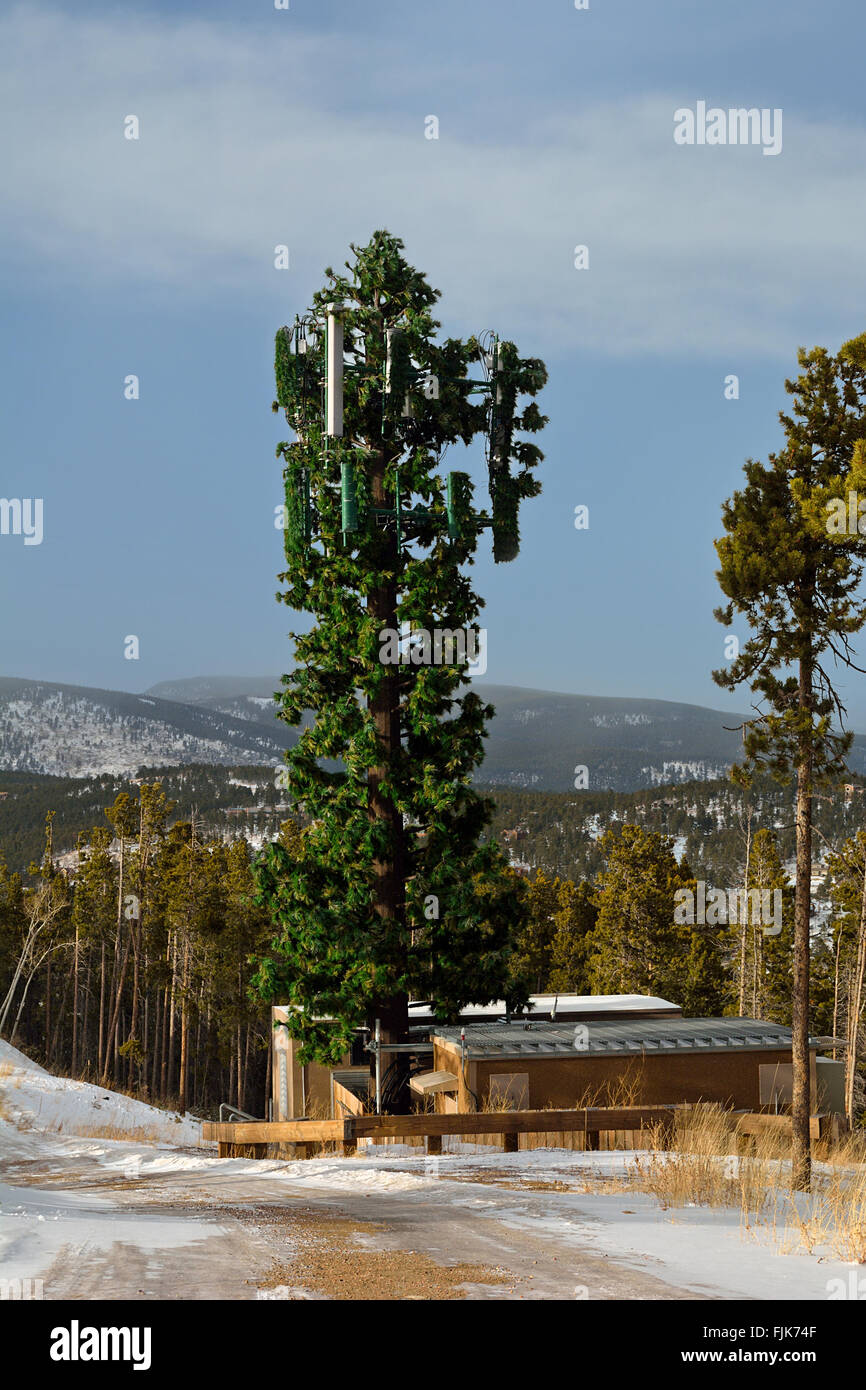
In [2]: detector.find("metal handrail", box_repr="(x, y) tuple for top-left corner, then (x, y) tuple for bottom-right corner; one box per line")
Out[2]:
(218, 1103), (261, 1124)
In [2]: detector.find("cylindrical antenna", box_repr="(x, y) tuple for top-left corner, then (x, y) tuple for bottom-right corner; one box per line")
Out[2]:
(446, 473), (459, 541)
(326, 302), (345, 437)
(384, 327), (397, 396)
(341, 460), (358, 535)
(385, 326), (413, 419)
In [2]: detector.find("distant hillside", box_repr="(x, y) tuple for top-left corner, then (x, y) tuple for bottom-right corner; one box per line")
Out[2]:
(3, 763), (861, 885)
(484, 777), (858, 888)
(145, 675), (283, 705)
(0, 764), (287, 871)
(145, 674), (287, 730)
(472, 685), (752, 792)
(5, 675), (866, 791)
(142, 678), (759, 792)
(0, 677), (291, 777)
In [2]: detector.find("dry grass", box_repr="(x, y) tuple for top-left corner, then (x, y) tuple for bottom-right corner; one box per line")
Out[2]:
(772, 1166), (866, 1264)
(568, 1061), (646, 1110)
(815, 1128), (866, 1167)
(613, 1104), (866, 1263)
(57, 1123), (165, 1143)
(629, 1107), (778, 1218)
(0, 1059), (18, 1120)
(481, 1090), (526, 1114)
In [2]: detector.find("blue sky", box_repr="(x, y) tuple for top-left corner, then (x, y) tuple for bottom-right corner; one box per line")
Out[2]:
(2, 0), (866, 724)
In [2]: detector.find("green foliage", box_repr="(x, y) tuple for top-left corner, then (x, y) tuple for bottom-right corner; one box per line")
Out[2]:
(0, 765), (291, 875)
(588, 824), (724, 1010)
(737, 827), (794, 1022)
(509, 869), (561, 993)
(0, 783), (275, 1113)
(253, 231), (547, 1062)
(713, 338), (866, 784)
(822, 831), (866, 1040)
(548, 881), (599, 994)
(713, 336), (866, 1182)
(509, 872), (597, 995)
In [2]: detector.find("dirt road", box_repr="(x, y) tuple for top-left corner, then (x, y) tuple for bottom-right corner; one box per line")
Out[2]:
(0, 1148), (723, 1301)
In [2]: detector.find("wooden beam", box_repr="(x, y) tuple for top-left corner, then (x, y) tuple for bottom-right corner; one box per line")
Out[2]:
(203, 1119), (345, 1145)
(736, 1113), (821, 1141)
(409, 1070), (459, 1095)
(346, 1106), (675, 1140)
(203, 1105), (678, 1152)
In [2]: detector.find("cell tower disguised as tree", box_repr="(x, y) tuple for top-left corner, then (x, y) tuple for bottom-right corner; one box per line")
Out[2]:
(253, 231), (547, 1103)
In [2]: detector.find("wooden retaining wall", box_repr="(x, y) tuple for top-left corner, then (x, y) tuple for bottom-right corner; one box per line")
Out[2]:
(201, 1105), (678, 1159)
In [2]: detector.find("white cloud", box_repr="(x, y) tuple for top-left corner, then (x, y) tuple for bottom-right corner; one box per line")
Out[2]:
(2, 6), (865, 358)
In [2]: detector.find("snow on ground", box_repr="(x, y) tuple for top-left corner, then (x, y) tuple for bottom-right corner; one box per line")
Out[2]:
(0, 1039), (202, 1147)
(211, 1145), (858, 1301)
(41, 1141), (866, 1299)
(0, 1178), (232, 1286)
(1, 1041), (863, 1300)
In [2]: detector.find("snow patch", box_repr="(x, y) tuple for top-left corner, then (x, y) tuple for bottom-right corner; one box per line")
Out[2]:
(0, 1040), (202, 1147)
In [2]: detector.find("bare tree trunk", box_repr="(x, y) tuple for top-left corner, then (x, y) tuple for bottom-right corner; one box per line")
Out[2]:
(193, 987), (204, 1109)
(12, 965), (43, 1042)
(199, 1049), (211, 1111)
(160, 973), (171, 1101)
(242, 1023), (251, 1112)
(832, 923), (844, 1062)
(71, 920), (80, 1074)
(48, 962), (73, 1067)
(142, 968), (149, 1098)
(152, 986), (163, 1100)
(1, 937), (41, 1041)
(844, 849), (866, 1123)
(81, 952), (92, 1077)
(128, 923), (141, 1091)
(179, 934), (190, 1112)
(97, 940), (107, 1077)
(367, 431), (409, 1108)
(751, 917), (764, 1019)
(44, 956), (51, 1059)
(117, 1007), (125, 1084)
(103, 910), (121, 1081)
(0, 894), (61, 1045)
(792, 656), (813, 1192)
(166, 934), (177, 1100)
(739, 805), (752, 1016)
(101, 928), (132, 1087)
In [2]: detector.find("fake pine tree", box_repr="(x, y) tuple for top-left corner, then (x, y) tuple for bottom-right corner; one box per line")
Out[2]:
(253, 231), (547, 1102)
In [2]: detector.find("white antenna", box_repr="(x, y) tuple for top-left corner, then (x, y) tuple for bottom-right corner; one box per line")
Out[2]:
(384, 327), (397, 396)
(326, 302), (345, 437)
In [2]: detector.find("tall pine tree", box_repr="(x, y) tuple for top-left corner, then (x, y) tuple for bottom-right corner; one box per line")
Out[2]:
(713, 335), (866, 1188)
(254, 232), (547, 1091)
